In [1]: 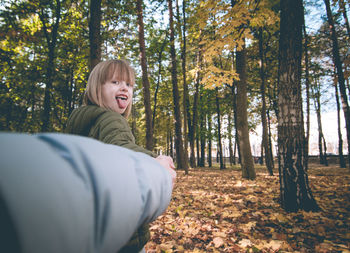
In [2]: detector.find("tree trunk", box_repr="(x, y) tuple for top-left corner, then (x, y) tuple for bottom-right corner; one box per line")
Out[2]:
(228, 112), (234, 166)
(152, 31), (168, 129)
(167, 0), (188, 173)
(347, 67), (350, 96)
(236, 42), (255, 179)
(196, 130), (200, 167)
(334, 70), (347, 168)
(215, 87), (225, 170)
(199, 111), (206, 167)
(267, 109), (274, 165)
(207, 114), (212, 167)
(233, 137), (237, 165)
(40, 0), (61, 132)
(311, 81), (328, 166)
(177, 0), (190, 163)
(131, 100), (137, 137)
(303, 15), (311, 159)
(339, 0), (350, 38)
(168, 113), (174, 158)
(89, 0), (101, 71)
(259, 28), (274, 175)
(137, 0), (154, 151)
(232, 84), (240, 165)
(170, 129), (174, 158)
(189, 50), (200, 168)
(278, 0), (319, 212)
(324, 0), (350, 168)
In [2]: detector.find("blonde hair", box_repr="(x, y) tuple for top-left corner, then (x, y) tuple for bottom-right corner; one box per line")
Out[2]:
(83, 59), (135, 118)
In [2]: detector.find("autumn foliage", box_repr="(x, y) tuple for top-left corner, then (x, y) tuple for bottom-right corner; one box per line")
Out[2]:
(146, 165), (350, 252)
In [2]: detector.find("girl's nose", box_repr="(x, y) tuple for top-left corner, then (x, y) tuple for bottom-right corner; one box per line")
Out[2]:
(120, 81), (128, 90)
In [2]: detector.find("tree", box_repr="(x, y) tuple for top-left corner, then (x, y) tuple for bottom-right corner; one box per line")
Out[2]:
(188, 49), (200, 168)
(311, 78), (328, 166)
(136, 0), (154, 151)
(278, 0), (319, 212)
(338, 0), (350, 38)
(176, 0), (190, 163)
(258, 27), (274, 175)
(167, 0), (188, 173)
(324, 0), (350, 168)
(152, 31), (168, 131)
(207, 113), (213, 167)
(227, 110), (235, 165)
(236, 41), (256, 180)
(89, 0), (101, 71)
(215, 87), (225, 169)
(40, 0), (63, 132)
(303, 11), (311, 159)
(333, 69), (347, 168)
(199, 108), (206, 167)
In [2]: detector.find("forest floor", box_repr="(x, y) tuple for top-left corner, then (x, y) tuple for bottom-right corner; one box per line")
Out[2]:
(145, 163), (350, 253)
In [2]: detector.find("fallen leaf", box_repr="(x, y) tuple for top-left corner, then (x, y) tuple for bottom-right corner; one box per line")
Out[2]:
(265, 240), (283, 251)
(238, 238), (252, 248)
(213, 237), (224, 248)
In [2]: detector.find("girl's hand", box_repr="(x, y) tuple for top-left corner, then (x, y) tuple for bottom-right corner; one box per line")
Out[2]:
(155, 155), (176, 186)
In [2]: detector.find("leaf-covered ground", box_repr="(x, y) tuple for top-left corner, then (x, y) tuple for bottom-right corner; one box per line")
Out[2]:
(145, 164), (350, 252)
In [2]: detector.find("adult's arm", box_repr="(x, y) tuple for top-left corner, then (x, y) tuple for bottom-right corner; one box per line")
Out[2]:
(0, 133), (173, 253)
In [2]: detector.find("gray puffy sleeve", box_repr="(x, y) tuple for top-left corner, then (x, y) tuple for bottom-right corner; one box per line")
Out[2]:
(0, 133), (172, 253)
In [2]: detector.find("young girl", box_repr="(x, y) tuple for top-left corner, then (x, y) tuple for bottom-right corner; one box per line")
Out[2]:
(65, 59), (175, 253)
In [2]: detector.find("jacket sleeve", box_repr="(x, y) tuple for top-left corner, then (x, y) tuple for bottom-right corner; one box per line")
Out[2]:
(0, 133), (172, 253)
(90, 111), (157, 157)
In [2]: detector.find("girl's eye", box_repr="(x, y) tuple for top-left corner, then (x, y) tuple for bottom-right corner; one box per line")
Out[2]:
(112, 81), (119, 85)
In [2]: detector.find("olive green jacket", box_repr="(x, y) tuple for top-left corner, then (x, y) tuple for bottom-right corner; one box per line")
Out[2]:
(65, 105), (155, 157)
(65, 105), (156, 252)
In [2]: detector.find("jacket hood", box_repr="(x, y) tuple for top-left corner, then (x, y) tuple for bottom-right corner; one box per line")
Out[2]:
(65, 105), (106, 136)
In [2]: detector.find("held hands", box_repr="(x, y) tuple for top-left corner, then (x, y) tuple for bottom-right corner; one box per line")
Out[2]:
(155, 155), (176, 187)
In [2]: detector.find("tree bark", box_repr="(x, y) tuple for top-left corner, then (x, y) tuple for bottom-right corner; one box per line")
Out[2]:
(236, 42), (255, 179)
(339, 0), (350, 38)
(152, 31), (168, 129)
(259, 28), (274, 175)
(89, 0), (101, 71)
(311, 80), (328, 166)
(278, 0), (319, 212)
(215, 87), (225, 170)
(228, 111), (234, 166)
(167, 0), (188, 173)
(40, 0), (61, 132)
(267, 109), (274, 165)
(324, 0), (350, 168)
(136, 0), (154, 151)
(177, 0), (190, 163)
(232, 84), (240, 165)
(199, 110), (206, 167)
(189, 50), (200, 168)
(207, 113), (213, 167)
(334, 70), (347, 168)
(196, 130), (200, 166)
(303, 15), (311, 159)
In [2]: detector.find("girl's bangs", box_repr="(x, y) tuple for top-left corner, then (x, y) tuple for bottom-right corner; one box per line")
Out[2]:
(107, 61), (134, 85)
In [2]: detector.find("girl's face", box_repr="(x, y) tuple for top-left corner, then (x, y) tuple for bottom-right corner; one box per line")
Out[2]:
(101, 77), (133, 114)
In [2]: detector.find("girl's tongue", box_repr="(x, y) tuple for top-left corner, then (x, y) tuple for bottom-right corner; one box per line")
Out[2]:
(116, 97), (128, 109)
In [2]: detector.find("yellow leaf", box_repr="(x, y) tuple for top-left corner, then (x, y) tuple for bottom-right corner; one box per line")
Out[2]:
(213, 237), (224, 248)
(212, 231), (226, 238)
(265, 240), (283, 251)
(238, 238), (252, 248)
